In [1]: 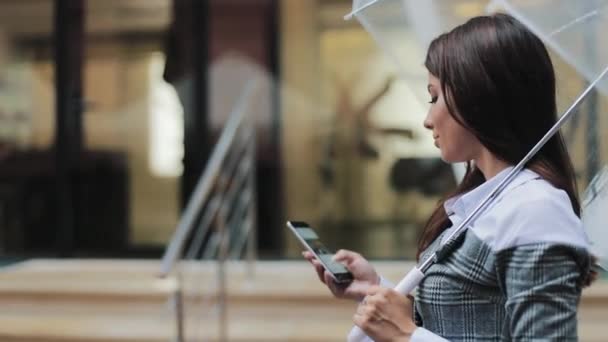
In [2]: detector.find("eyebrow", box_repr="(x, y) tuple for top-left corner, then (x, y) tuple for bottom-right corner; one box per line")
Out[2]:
(427, 84), (433, 92)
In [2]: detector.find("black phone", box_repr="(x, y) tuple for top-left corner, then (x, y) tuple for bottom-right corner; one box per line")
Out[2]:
(287, 221), (354, 284)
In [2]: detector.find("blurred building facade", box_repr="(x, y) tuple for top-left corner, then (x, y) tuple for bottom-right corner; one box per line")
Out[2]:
(0, 0), (605, 261)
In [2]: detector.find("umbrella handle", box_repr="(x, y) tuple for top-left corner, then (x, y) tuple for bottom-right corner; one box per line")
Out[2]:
(347, 267), (425, 342)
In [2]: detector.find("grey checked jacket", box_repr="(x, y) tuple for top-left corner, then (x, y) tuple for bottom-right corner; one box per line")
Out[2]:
(413, 228), (593, 341)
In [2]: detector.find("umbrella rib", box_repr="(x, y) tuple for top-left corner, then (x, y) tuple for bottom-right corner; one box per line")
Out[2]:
(344, 0), (381, 20)
(549, 8), (604, 36)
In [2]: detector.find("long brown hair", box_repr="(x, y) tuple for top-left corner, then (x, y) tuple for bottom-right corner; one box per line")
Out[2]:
(417, 13), (580, 259)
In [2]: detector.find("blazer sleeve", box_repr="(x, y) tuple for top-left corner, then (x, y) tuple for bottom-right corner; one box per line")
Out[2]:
(495, 244), (591, 340)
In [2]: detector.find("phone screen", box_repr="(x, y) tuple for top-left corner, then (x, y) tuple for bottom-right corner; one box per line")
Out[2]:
(288, 221), (352, 282)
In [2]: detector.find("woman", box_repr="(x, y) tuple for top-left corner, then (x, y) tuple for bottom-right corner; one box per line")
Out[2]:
(304, 13), (596, 341)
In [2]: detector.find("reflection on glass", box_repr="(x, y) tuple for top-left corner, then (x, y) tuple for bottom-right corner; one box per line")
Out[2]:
(84, 1), (180, 246)
(148, 53), (184, 178)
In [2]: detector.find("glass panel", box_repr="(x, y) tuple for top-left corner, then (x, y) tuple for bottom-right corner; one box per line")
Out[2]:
(84, 0), (181, 246)
(0, 0), (55, 254)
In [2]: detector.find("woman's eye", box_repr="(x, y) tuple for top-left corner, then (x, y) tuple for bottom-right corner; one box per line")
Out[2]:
(428, 96), (438, 104)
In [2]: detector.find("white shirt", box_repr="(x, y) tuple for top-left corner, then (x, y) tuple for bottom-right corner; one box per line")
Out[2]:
(441, 166), (589, 251)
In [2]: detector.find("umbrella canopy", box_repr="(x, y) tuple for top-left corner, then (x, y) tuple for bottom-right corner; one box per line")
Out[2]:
(489, 0), (608, 94)
(582, 166), (608, 267)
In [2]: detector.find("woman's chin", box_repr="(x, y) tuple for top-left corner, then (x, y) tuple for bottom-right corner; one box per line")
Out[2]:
(440, 152), (466, 164)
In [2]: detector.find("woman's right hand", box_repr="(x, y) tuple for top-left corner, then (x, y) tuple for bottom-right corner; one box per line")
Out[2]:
(303, 249), (380, 301)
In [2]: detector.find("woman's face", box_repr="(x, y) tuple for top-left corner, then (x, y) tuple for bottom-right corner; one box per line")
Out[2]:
(424, 73), (482, 163)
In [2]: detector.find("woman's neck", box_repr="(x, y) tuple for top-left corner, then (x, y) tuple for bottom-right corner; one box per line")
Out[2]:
(474, 148), (511, 180)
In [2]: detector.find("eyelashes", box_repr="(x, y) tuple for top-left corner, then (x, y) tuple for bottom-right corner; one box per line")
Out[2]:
(428, 96), (438, 104)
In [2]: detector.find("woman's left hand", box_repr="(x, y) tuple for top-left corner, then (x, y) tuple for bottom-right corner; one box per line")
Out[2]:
(354, 285), (417, 342)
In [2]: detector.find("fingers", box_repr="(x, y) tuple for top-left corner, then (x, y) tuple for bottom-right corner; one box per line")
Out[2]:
(311, 259), (326, 284)
(355, 288), (418, 338)
(302, 251), (315, 261)
(365, 286), (408, 305)
(324, 271), (344, 297)
(363, 288), (414, 321)
(353, 300), (385, 333)
(365, 291), (389, 307)
(323, 270), (335, 286)
(333, 249), (360, 263)
(314, 261), (327, 284)
(343, 281), (370, 301)
(356, 290), (391, 326)
(302, 251), (326, 284)
(355, 304), (378, 321)
(365, 285), (384, 296)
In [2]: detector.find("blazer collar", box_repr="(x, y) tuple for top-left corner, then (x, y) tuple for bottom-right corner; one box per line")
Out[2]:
(444, 166), (541, 218)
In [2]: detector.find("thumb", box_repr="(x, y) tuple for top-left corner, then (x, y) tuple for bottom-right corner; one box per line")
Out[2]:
(333, 249), (358, 264)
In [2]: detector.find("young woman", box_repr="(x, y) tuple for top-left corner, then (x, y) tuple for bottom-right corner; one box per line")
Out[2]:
(304, 13), (596, 341)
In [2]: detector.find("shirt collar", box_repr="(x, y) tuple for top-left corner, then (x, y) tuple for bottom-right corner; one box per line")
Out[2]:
(444, 166), (541, 218)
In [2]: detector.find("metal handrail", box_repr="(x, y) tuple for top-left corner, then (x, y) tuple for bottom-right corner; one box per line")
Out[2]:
(183, 130), (253, 260)
(159, 81), (255, 278)
(188, 152), (253, 260)
(159, 79), (258, 342)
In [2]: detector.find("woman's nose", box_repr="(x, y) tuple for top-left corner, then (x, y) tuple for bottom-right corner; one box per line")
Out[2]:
(423, 114), (433, 130)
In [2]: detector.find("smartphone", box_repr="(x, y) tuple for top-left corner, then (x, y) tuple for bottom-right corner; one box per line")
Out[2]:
(287, 221), (354, 284)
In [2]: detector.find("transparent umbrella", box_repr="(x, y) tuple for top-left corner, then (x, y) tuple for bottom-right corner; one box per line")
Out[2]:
(344, 1), (608, 341)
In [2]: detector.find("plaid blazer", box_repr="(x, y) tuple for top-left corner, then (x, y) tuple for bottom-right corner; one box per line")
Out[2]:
(412, 228), (592, 341)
